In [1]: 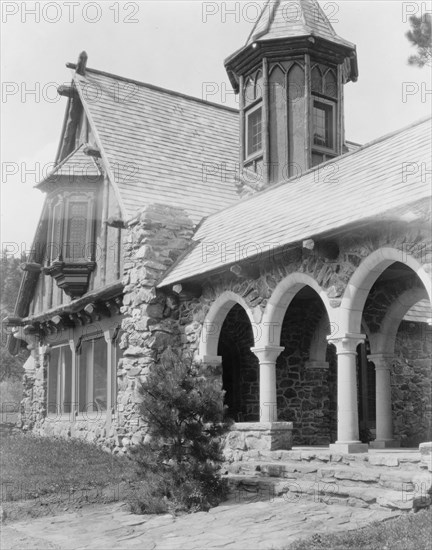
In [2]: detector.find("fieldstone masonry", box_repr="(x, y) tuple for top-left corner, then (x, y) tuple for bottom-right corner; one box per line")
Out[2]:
(117, 204), (195, 450)
(16, 205), (432, 455)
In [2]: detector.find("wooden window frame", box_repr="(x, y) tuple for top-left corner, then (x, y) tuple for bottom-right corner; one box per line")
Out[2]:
(46, 191), (96, 265)
(244, 102), (263, 161)
(47, 343), (73, 417)
(311, 96), (336, 154)
(77, 334), (109, 417)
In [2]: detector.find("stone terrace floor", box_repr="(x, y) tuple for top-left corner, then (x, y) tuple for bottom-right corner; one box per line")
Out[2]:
(1, 498), (401, 550)
(1, 447), (429, 550)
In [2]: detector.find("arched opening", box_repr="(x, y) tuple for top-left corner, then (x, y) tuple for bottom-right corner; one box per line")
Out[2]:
(274, 285), (332, 445)
(357, 261), (432, 446)
(356, 336), (376, 443)
(217, 304), (259, 422)
(393, 298), (432, 445)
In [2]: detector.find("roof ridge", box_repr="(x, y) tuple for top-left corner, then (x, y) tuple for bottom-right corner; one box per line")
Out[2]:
(198, 115), (432, 222)
(66, 63), (239, 114)
(246, 0), (274, 43)
(73, 75), (128, 219)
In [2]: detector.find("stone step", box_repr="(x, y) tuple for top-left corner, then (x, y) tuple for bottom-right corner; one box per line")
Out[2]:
(225, 473), (431, 512)
(224, 461), (431, 492)
(228, 449), (426, 470)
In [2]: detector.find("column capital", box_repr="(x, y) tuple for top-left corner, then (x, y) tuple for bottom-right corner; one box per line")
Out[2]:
(251, 345), (284, 363)
(368, 353), (394, 370)
(327, 333), (365, 354)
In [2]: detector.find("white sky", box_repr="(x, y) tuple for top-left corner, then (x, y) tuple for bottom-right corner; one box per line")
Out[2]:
(1, 0), (431, 253)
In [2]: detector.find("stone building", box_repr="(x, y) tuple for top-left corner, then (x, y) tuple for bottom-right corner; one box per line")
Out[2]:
(7, 0), (431, 455)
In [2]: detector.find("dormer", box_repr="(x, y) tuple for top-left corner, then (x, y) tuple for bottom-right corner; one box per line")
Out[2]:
(225, 0), (358, 190)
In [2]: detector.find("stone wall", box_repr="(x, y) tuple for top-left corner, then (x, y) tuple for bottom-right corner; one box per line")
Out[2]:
(392, 320), (432, 446)
(218, 304), (259, 421)
(117, 204), (194, 451)
(276, 295), (331, 445)
(16, 207), (431, 452)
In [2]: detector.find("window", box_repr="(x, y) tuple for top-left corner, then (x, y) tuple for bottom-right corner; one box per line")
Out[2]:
(246, 106), (262, 158)
(46, 193), (95, 265)
(46, 327), (121, 418)
(313, 101), (334, 150)
(48, 345), (72, 414)
(78, 337), (108, 414)
(64, 200), (90, 261)
(111, 331), (124, 410)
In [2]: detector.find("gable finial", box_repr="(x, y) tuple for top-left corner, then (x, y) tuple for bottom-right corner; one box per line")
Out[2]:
(76, 51), (88, 76)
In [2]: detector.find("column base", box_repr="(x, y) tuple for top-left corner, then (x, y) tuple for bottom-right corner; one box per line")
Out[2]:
(369, 439), (400, 449)
(225, 422), (293, 452)
(330, 442), (369, 453)
(419, 442), (432, 471)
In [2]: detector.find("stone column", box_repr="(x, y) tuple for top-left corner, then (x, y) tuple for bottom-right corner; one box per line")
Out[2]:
(368, 353), (400, 449)
(328, 333), (368, 453)
(251, 345), (284, 422)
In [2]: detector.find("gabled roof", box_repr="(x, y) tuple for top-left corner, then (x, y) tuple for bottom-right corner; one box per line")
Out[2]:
(246, 0), (355, 50)
(72, 68), (240, 224)
(36, 144), (101, 190)
(159, 116), (432, 286)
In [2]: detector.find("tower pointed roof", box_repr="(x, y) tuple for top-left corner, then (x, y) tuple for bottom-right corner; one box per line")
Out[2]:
(245, 0), (355, 49)
(225, 0), (358, 90)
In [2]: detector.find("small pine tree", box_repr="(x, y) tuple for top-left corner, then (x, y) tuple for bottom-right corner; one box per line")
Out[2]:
(406, 14), (432, 68)
(131, 347), (231, 513)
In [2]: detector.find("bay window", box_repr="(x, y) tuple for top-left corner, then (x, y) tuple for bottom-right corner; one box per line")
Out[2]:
(44, 190), (97, 298)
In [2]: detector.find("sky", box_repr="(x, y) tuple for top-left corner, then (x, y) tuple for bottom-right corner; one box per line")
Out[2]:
(1, 0), (431, 253)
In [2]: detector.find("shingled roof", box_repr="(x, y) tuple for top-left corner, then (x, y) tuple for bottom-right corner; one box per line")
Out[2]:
(245, 0), (355, 49)
(37, 143), (101, 189)
(72, 69), (240, 224)
(159, 116), (432, 286)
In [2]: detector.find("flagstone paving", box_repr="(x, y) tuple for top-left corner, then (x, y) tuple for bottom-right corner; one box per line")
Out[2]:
(1, 496), (401, 550)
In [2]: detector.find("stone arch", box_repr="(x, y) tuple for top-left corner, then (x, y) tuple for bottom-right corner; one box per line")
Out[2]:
(338, 247), (432, 335)
(198, 290), (257, 359)
(369, 287), (429, 355)
(261, 272), (334, 346)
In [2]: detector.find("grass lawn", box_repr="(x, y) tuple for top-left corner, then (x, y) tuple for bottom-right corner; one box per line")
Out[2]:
(1, 432), (139, 521)
(286, 507), (432, 550)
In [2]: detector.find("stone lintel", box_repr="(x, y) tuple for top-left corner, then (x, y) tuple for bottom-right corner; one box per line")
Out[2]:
(369, 439), (401, 449)
(329, 442), (369, 453)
